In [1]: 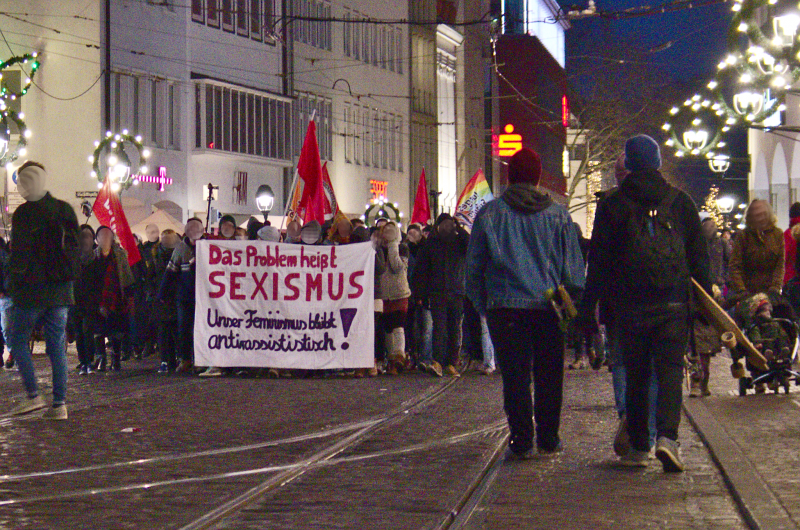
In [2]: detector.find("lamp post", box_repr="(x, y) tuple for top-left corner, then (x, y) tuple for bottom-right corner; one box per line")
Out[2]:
(256, 184), (274, 223)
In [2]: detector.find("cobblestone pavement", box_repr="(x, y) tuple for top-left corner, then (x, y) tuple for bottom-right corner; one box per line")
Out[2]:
(0, 343), (747, 529)
(471, 366), (747, 530)
(686, 353), (800, 528)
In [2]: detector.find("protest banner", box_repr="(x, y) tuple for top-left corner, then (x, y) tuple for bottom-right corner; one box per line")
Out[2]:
(194, 240), (375, 369)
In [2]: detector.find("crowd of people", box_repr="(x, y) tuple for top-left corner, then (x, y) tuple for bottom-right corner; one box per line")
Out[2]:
(3, 136), (798, 477)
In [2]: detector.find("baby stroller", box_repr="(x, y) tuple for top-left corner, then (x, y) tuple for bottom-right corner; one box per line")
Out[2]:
(732, 293), (800, 395)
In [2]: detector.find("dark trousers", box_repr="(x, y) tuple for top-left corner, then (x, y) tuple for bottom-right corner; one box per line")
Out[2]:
(619, 304), (688, 452)
(462, 298), (482, 362)
(176, 301), (195, 363)
(374, 312), (385, 362)
(487, 309), (564, 453)
(74, 312), (95, 366)
(431, 296), (464, 367)
(159, 320), (178, 367)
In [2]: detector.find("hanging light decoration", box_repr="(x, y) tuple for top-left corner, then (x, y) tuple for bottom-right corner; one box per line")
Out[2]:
(0, 52), (39, 166)
(709, 154), (731, 173)
(90, 131), (148, 193)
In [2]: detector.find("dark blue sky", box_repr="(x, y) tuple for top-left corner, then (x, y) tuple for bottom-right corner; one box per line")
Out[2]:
(558, 2), (744, 202)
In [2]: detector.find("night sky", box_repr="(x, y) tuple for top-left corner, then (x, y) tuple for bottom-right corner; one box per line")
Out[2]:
(557, 1), (746, 204)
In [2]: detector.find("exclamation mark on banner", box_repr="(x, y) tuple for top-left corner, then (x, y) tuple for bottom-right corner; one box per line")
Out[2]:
(339, 308), (357, 350)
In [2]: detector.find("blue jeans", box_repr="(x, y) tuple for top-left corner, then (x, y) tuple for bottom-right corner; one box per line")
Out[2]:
(414, 306), (433, 364)
(6, 304), (69, 405)
(0, 297), (13, 347)
(609, 326), (657, 448)
(480, 316), (495, 368)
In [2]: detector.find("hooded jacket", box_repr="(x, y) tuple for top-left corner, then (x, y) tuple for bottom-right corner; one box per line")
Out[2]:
(582, 169), (711, 314)
(729, 222), (784, 298)
(466, 183), (585, 314)
(783, 216), (800, 284)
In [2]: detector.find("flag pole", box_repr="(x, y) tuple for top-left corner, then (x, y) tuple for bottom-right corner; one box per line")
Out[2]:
(280, 109), (317, 234)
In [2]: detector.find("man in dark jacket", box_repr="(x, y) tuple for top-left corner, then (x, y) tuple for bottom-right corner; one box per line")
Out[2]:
(413, 213), (470, 377)
(467, 148), (585, 459)
(581, 135), (712, 472)
(6, 161), (79, 420)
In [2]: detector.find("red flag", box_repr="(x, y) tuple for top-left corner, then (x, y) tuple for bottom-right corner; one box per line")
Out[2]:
(92, 178), (142, 266)
(297, 120), (326, 224)
(411, 169), (431, 225)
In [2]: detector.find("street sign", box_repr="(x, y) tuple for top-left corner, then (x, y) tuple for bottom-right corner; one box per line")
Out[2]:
(76, 191), (99, 199)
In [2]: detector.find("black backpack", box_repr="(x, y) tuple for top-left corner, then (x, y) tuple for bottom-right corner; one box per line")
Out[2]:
(615, 187), (689, 291)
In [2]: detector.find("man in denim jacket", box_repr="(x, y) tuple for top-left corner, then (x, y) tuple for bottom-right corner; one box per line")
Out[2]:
(466, 148), (585, 459)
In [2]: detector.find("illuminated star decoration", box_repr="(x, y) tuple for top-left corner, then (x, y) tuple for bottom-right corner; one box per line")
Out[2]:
(89, 130), (149, 193)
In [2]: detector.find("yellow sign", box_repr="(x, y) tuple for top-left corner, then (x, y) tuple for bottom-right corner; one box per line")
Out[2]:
(498, 124), (522, 157)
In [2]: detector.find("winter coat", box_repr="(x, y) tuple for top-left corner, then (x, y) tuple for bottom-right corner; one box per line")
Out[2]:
(84, 244), (134, 320)
(152, 243), (178, 322)
(74, 248), (98, 316)
(729, 225), (784, 299)
(413, 225), (470, 301)
(8, 192), (80, 308)
(582, 169), (712, 315)
(466, 183), (585, 314)
(784, 216), (800, 284)
(159, 236), (199, 304)
(379, 242), (411, 301)
(707, 235), (730, 288)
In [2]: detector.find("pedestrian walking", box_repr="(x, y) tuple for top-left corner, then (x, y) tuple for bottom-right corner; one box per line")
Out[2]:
(159, 218), (205, 373)
(378, 222), (411, 375)
(86, 226), (135, 372)
(6, 161), (80, 420)
(581, 135), (712, 472)
(467, 148), (585, 459)
(728, 199), (784, 304)
(153, 229), (180, 373)
(0, 238), (12, 369)
(414, 213), (470, 377)
(73, 225), (98, 374)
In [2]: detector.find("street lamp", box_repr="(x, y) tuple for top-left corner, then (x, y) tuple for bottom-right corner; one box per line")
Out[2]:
(256, 184), (274, 222)
(709, 154), (731, 173)
(717, 196), (736, 213)
(773, 15), (800, 47)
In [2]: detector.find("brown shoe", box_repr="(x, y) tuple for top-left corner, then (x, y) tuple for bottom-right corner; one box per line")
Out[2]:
(176, 360), (193, 373)
(444, 365), (461, 378)
(429, 361), (443, 378)
(368, 364), (379, 377)
(689, 380), (702, 398)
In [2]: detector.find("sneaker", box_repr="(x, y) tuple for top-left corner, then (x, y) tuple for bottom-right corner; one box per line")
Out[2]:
(417, 361), (430, 374)
(267, 368), (280, 379)
(176, 360), (193, 373)
(10, 395), (46, 416)
(613, 416), (631, 457)
(79, 365), (89, 376)
(568, 359), (586, 370)
(730, 362), (745, 379)
(620, 449), (649, 467)
(158, 362), (170, 374)
(199, 367), (223, 377)
(478, 365), (496, 376)
(4, 358), (14, 370)
(42, 405), (68, 421)
(701, 384), (711, 397)
(537, 441), (563, 457)
(444, 365), (461, 378)
(755, 382), (766, 394)
(655, 437), (684, 473)
(85, 364), (93, 375)
(689, 380), (702, 398)
(429, 361), (443, 378)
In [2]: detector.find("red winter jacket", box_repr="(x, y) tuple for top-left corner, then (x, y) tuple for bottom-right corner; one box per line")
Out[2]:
(783, 216), (800, 284)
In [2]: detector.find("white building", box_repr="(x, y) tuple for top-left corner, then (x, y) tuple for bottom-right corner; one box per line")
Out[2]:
(3, 0), (291, 230)
(288, 0), (411, 219)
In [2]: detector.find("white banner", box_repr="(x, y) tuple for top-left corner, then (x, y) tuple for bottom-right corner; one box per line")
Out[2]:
(194, 240), (374, 369)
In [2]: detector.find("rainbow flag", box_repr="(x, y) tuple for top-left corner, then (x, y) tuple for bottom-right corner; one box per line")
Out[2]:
(454, 169), (494, 229)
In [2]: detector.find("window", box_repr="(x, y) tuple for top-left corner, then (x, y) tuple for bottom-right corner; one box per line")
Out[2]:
(168, 83), (177, 149)
(353, 105), (360, 166)
(196, 81), (291, 159)
(113, 73), (122, 132)
(373, 111), (379, 168)
(193, 0), (205, 23)
(389, 115), (395, 171)
(343, 103), (351, 163)
(362, 22), (370, 65)
(250, 0), (261, 40)
(343, 11), (351, 57)
(293, 93), (332, 161)
(207, 0), (220, 28)
(397, 29), (403, 74)
(397, 115), (403, 171)
(353, 18), (360, 60)
(388, 28), (395, 72)
(237, 0), (248, 35)
(363, 108), (370, 167)
(222, 0), (234, 32)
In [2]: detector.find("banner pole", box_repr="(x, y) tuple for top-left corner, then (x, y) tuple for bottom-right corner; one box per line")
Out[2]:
(280, 109), (317, 234)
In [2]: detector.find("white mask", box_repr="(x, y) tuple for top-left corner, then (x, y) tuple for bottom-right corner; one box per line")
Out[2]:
(17, 166), (48, 202)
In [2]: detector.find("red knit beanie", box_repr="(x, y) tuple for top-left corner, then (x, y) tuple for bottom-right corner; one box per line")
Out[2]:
(508, 148), (542, 185)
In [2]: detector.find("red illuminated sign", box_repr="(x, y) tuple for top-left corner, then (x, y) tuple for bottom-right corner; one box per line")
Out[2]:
(135, 167), (172, 192)
(497, 124), (523, 157)
(370, 179), (388, 200)
(562, 95), (570, 128)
